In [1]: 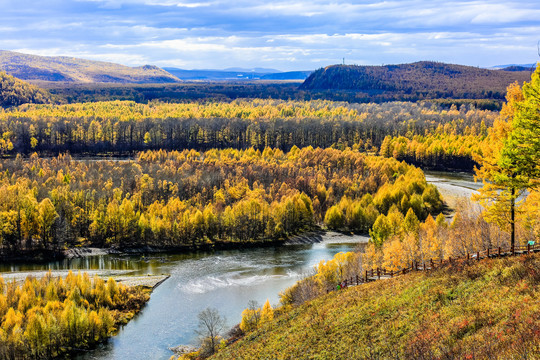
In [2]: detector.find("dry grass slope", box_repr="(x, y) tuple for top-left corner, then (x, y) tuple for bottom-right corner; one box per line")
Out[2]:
(213, 254), (540, 360)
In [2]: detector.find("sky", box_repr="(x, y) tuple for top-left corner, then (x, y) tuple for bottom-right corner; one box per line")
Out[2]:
(1, 0), (539, 71)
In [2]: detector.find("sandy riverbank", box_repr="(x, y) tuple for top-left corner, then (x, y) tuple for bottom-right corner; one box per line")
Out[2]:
(0, 270), (170, 289)
(64, 247), (110, 258)
(424, 171), (481, 212)
(115, 274), (170, 288)
(60, 230), (368, 259)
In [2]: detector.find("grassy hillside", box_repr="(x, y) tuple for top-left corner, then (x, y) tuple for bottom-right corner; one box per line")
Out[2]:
(0, 71), (51, 107)
(301, 62), (532, 101)
(213, 255), (540, 359)
(0, 50), (180, 84)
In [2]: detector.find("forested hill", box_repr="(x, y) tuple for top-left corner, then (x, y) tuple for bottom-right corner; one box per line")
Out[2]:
(300, 62), (532, 100)
(0, 71), (51, 107)
(0, 50), (180, 84)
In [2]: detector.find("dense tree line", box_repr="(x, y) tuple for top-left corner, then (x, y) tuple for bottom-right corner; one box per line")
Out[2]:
(0, 271), (148, 359)
(0, 147), (441, 255)
(0, 99), (496, 157)
(426, 98), (503, 111)
(46, 82), (304, 104)
(379, 133), (485, 170)
(376, 102), (496, 169)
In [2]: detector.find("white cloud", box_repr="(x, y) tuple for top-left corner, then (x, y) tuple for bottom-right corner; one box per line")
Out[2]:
(470, 4), (540, 24)
(2, 0), (540, 70)
(77, 0), (213, 7)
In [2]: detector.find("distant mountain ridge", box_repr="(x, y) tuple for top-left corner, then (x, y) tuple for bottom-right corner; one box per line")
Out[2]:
(300, 62), (532, 100)
(163, 67), (312, 81)
(0, 50), (180, 84)
(499, 65), (533, 72)
(223, 67), (280, 73)
(490, 63), (536, 70)
(261, 71), (313, 80)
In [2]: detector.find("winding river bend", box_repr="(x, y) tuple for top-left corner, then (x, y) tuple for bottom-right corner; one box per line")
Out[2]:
(1, 234), (366, 360)
(0, 171), (478, 360)
(424, 170), (480, 205)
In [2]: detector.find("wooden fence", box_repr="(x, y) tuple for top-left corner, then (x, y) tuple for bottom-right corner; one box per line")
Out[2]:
(327, 242), (540, 293)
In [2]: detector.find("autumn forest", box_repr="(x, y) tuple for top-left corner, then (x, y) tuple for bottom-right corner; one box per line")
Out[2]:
(1, 62), (540, 360)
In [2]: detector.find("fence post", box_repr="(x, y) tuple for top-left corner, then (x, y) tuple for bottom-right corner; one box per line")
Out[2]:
(377, 267), (380, 279)
(512, 244), (515, 255)
(498, 247), (501, 257)
(477, 251), (480, 261)
(487, 248), (490, 258)
(356, 275), (359, 285)
(423, 262), (425, 271)
(528, 243), (531, 254)
(365, 270), (368, 282)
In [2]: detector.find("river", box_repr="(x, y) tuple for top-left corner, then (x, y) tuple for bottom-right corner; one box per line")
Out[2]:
(1, 233), (367, 360)
(424, 170), (480, 210)
(0, 171), (479, 360)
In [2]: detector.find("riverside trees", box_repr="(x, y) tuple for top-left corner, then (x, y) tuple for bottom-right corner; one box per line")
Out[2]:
(0, 271), (148, 359)
(473, 82), (525, 248)
(474, 64), (540, 248)
(0, 147), (442, 255)
(361, 65), (540, 272)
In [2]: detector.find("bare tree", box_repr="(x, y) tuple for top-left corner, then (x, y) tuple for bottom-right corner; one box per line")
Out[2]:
(195, 307), (226, 357)
(247, 300), (261, 327)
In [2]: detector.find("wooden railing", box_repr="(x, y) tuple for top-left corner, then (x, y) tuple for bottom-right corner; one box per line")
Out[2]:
(327, 242), (540, 293)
